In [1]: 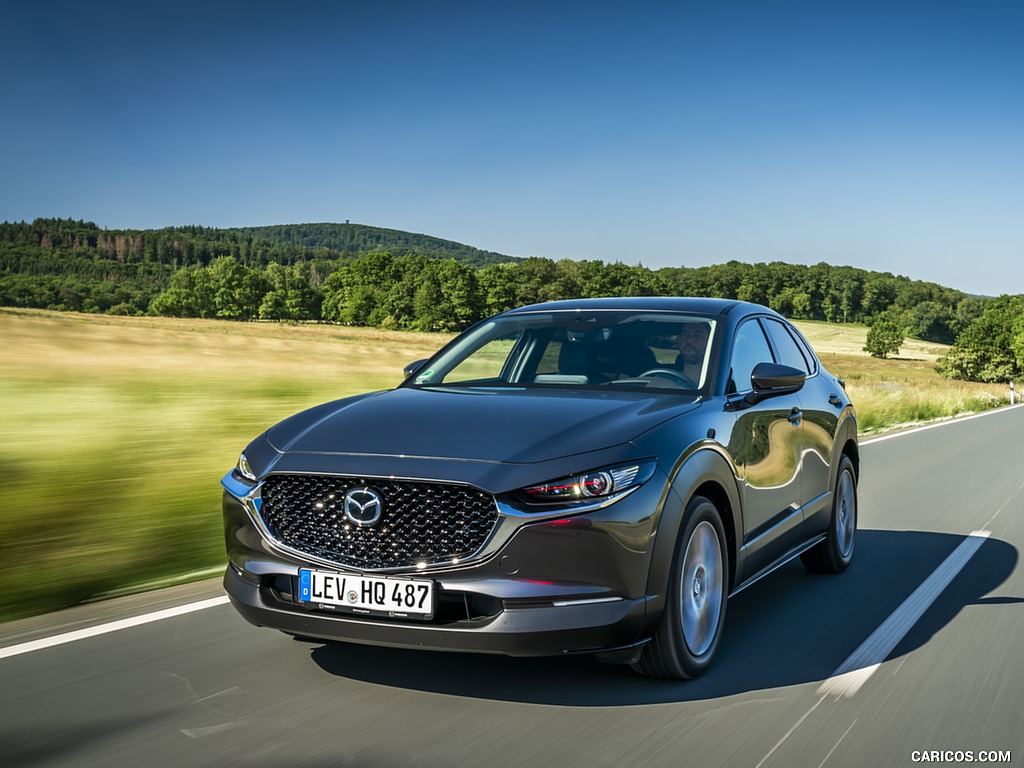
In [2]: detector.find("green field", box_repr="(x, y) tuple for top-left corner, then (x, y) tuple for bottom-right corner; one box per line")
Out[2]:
(794, 320), (1010, 433)
(0, 309), (1011, 621)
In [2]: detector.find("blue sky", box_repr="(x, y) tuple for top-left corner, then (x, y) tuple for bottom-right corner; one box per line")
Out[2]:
(2, 1), (1021, 296)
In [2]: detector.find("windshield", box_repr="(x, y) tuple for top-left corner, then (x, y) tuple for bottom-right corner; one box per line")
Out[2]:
(407, 311), (717, 393)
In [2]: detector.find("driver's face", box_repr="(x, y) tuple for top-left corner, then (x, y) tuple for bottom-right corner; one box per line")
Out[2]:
(678, 324), (709, 365)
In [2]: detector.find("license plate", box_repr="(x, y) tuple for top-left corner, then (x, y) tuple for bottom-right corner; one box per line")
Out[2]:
(298, 569), (434, 619)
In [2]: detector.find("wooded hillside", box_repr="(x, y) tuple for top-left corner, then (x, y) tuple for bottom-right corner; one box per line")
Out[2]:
(4, 217), (1020, 382)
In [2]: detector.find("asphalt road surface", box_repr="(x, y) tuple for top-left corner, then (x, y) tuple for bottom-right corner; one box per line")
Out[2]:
(2, 407), (1023, 768)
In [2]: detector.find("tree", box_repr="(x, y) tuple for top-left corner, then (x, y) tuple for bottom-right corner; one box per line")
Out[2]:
(149, 266), (215, 317)
(283, 262), (322, 321)
(208, 256), (266, 320)
(505, 257), (576, 306)
(861, 274), (898, 317)
(904, 300), (957, 344)
(864, 317), (904, 359)
(384, 254), (432, 327)
(476, 263), (519, 315)
(579, 260), (659, 298)
(1011, 313), (1024, 373)
(321, 252), (398, 325)
(260, 261), (322, 321)
(411, 259), (482, 332)
(936, 296), (1024, 382)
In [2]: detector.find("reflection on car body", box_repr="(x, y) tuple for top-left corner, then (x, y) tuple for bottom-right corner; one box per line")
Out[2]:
(222, 297), (858, 679)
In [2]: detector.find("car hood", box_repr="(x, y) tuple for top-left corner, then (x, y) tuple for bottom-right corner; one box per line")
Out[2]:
(266, 386), (700, 464)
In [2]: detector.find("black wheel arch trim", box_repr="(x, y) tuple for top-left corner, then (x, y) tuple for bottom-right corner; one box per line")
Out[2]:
(642, 446), (742, 624)
(831, 410), (860, 483)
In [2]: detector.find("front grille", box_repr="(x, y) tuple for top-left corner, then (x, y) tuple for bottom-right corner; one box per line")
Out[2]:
(259, 474), (499, 570)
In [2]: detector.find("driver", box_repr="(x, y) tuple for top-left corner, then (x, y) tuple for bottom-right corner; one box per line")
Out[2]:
(676, 321), (710, 386)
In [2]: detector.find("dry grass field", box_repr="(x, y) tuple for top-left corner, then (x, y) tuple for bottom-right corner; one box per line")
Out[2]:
(0, 309), (450, 620)
(0, 309), (1012, 620)
(793, 320), (1008, 433)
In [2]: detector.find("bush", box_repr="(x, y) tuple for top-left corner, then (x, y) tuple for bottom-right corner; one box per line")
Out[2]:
(107, 302), (142, 316)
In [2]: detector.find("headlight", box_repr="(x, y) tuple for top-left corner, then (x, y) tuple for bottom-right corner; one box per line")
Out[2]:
(235, 452), (257, 482)
(521, 460), (656, 504)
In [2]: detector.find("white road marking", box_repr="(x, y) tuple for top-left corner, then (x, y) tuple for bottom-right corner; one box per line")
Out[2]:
(817, 719), (857, 768)
(982, 478), (1024, 530)
(754, 695), (827, 768)
(817, 530), (991, 698)
(181, 722), (247, 739)
(859, 404), (1023, 445)
(0, 595), (229, 660)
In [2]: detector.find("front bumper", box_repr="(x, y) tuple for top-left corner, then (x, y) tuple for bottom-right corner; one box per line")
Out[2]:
(224, 566), (650, 659)
(222, 469), (670, 660)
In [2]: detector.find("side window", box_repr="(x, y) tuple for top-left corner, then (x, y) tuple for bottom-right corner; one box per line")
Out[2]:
(729, 320), (774, 393)
(763, 319), (811, 374)
(535, 338), (563, 375)
(442, 332), (519, 384)
(790, 327), (819, 375)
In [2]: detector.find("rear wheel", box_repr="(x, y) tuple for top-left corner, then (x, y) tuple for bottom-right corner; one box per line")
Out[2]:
(801, 455), (857, 573)
(633, 495), (728, 679)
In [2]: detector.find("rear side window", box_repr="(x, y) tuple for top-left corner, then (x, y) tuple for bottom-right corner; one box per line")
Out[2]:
(763, 319), (812, 375)
(789, 326), (819, 375)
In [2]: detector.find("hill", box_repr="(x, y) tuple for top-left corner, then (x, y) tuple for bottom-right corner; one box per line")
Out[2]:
(0, 217), (981, 343)
(0, 218), (516, 271)
(0, 217), (517, 316)
(222, 222), (514, 267)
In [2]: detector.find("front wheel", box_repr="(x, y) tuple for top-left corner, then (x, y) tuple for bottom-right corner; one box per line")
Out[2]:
(801, 455), (857, 573)
(633, 495), (728, 679)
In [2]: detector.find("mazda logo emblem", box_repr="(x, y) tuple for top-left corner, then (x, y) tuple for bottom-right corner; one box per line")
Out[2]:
(343, 487), (384, 527)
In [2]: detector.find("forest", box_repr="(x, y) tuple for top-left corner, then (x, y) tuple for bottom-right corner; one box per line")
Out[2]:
(2, 217), (1021, 382)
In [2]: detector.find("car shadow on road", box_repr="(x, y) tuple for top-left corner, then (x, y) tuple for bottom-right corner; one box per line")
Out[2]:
(306, 529), (1018, 706)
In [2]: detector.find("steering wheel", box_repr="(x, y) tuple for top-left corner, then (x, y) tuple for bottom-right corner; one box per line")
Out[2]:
(639, 368), (697, 387)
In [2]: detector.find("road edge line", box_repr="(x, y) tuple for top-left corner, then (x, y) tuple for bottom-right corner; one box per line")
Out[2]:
(860, 404), (1024, 445)
(0, 595), (230, 660)
(817, 530), (991, 698)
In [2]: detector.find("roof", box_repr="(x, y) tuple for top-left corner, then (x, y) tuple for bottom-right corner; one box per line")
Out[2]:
(502, 296), (753, 317)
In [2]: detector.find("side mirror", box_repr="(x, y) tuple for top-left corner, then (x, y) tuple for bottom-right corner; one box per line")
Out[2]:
(746, 362), (806, 405)
(403, 359), (429, 378)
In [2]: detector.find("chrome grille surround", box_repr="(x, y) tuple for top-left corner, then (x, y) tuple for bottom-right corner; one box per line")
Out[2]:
(258, 474), (500, 571)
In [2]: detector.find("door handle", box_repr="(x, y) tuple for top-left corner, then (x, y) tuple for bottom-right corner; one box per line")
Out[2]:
(828, 393), (843, 407)
(787, 408), (802, 425)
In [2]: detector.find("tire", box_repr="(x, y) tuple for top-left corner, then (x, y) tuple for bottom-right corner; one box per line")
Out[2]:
(633, 495), (729, 680)
(801, 455), (857, 574)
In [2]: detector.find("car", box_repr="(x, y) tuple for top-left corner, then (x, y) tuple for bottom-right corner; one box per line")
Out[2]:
(221, 297), (858, 679)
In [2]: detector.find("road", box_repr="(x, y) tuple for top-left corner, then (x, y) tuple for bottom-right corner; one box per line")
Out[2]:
(2, 407), (1023, 767)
